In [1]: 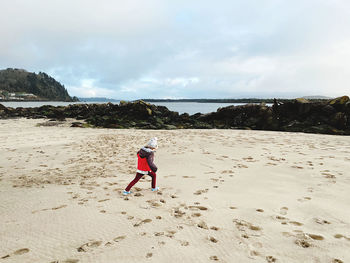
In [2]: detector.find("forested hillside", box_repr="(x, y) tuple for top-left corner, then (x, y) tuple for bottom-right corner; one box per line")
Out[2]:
(0, 68), (78, 101)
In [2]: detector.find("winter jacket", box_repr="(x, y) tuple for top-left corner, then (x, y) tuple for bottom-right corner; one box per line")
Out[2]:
(136, 147), (158, 174)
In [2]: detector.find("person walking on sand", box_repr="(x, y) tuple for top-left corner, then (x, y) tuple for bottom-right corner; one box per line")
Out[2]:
(123, 137), (159, 195)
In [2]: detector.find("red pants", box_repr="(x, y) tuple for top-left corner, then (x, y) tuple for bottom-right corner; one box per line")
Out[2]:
(125, 171), (156, 191)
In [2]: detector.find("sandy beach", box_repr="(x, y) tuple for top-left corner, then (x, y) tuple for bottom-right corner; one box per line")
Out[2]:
(0, 118), (349, 263)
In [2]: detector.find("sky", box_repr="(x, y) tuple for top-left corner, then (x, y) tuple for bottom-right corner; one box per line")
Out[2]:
(1, 0), (350, 99)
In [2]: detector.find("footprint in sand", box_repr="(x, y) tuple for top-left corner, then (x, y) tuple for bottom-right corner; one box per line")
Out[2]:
(334, 234), (350, 241)
(50, 259), (79, 263)
(191, 212), (201, 217)
(98, 199), (110, 202)
(77, 240), (102, 252)
(275, 215), (287, 222)
(197, 221), (209, 230)
(52, 205), (67, 210)
(298, 197), (312, 202)
(266, 255), (277, 262)
(14, 248), (30, 255)
(294, 239), (312, 248)
(189, 205), (208, 211)
(2, 248), (30, 258)
(307, 187), (314, 193)
(234, 163), (248, 169)
(172, 207), (186, 218)
(289, 221), (303, 226)
(180, 240), (189, 246)
(285, 231), (324, 248)
(232, 219), (262, 237)
(279, 207), (288, 215)
(275, 214), (303, 226)
(62, 260), (79, 263)
(242, 156), (257, 162)
(164, 174), (177, 178)
(166, 230), (177, 238)
(291, 165), (304, 169)
(221, 170), (234, 174)
(193, 189), (209, 195)
(113, 236), (126, 242)
(314, 218), (331, 225)
(209, 236), (218, 243)
(323, 172), (336, 179)
(147, 200), (162, 208)
(249, 250), (260, 257)
(307, 233), (324, 240)
(133, 219), (152, 227)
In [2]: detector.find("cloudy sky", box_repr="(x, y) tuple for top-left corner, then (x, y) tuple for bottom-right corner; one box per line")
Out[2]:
(1, 0), (350, 99)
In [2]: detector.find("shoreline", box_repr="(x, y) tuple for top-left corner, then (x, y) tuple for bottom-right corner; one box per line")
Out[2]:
(1, 97), (350, 135)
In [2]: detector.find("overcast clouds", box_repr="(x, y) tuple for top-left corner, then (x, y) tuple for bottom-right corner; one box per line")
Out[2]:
(1, 0), (350, 99)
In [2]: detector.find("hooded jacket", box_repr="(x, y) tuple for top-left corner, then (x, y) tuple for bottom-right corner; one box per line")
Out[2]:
(137, 147), (158, 174)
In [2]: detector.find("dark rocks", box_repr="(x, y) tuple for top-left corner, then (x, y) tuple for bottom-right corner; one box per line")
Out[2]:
(199, 104), (274, 130)
(0, 96), (349, 135)
(329, 95), (349, 106)
(71, 122), (84, 128)
(0, 103), (6, 111)
(330, 112), (347, 129)
(322, 105), (336, 116)
(272, 96), (350, 134)
(328, 96), (349, 112)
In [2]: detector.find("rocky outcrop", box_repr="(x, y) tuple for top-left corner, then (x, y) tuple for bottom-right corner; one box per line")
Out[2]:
(0, 96), (349, 135)
(272, 96), (349, 135)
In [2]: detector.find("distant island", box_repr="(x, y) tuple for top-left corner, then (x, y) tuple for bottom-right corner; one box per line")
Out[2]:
(142, 97), (332, 104)
(77, 97), (333, 104)
(78, 97), (120, 102)
(0, 68), (78, 102)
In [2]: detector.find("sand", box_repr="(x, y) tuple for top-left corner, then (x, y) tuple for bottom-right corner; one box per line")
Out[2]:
(0, 118), (349, 263)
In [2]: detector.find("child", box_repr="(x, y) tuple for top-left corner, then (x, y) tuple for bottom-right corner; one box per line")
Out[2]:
(123, 137), (159, 195)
